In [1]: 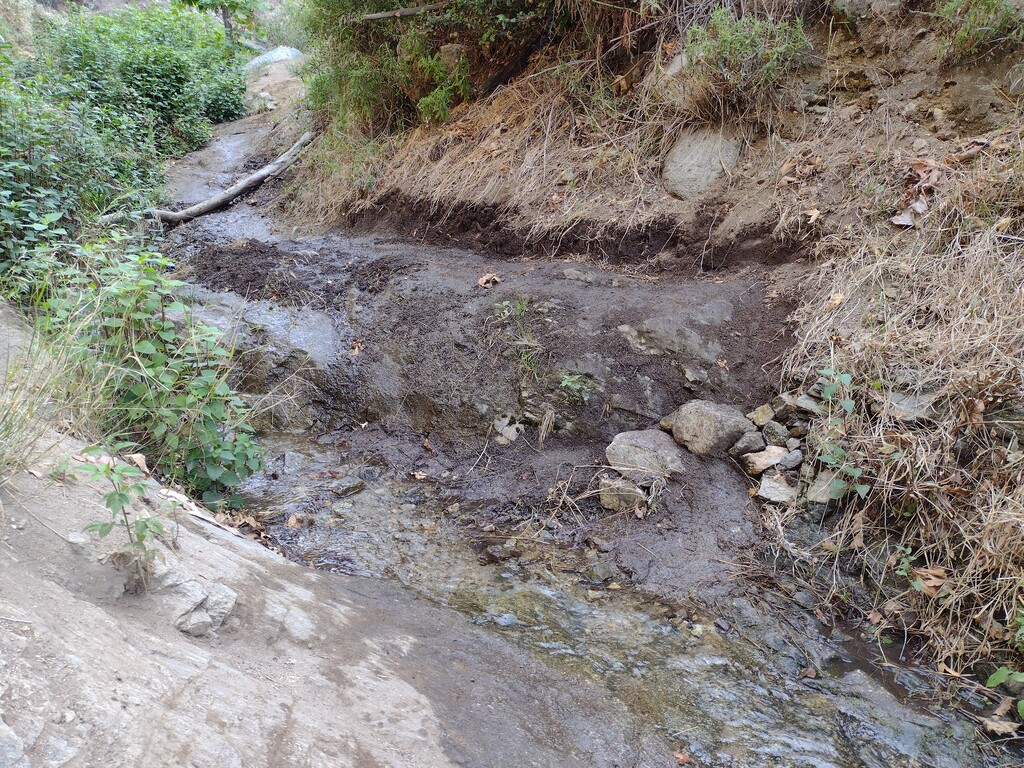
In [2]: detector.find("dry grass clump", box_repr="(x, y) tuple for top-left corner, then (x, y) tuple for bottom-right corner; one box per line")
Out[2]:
(781, 129), (1024, 670)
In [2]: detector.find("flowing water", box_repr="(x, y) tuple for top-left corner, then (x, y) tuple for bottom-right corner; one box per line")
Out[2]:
(238, 433), (980, 768)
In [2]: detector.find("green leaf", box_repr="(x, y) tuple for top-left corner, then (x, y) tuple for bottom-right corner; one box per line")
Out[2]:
(840, 398), (855, 415)
(1018, 700), (1024, 720)
(85, 520), (114, 537)
(911, 579), (924, 592)
(135, 340), (158, 355)
(205, 462), (225, 480)
(827, 478), (849, 499)
(988, 667), (1012, 687)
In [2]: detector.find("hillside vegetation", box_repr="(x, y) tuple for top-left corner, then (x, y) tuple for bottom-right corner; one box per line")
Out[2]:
(0, 5), (260, 505)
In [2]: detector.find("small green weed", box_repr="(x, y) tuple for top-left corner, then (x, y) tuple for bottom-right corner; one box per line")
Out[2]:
(79, 443), (165, 590)
(558, 373), (592, 403)
(816, 368), (871, 500)
(937, 0), (1024, 61)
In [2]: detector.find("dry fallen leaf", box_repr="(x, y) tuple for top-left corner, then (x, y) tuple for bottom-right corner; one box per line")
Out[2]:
(867, 609), (883, 625)
(673, 753), (692, 766)
(798, 666), (818, 680)
(823, 292), (845, 311)
(981, 717), (1020, 737)
(409, 471), (428, 481)
(911, 566), (948, 598)
(804, 207), (821, 224)
(851, 509), (865, 550)
(890, 209), (916, 228)
(126, 453), (150, 474)
(477, 273), (501, 288)
(348, 338), (365, 357)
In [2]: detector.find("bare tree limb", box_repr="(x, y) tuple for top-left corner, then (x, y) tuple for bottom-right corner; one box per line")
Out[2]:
(100, 132), (313, 227)
(361, 3), (444, 21)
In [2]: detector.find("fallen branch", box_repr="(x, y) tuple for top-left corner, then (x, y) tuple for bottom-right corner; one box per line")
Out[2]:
(362, 3), (443, 21)
(100, 131), (313, 226)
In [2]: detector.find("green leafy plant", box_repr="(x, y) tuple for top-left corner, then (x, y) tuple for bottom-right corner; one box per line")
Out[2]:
(33, 237), (262, 507)
(78, 443), (165, 590)
(558, 373), (592, 403)
(937, 0), (1024, 61)
(816, 368), (871, 500)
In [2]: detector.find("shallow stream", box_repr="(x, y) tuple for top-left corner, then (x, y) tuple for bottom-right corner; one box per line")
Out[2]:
(239, 432), (979, 768)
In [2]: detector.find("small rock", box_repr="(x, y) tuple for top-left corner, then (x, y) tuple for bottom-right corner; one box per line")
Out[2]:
(598, 475), (647, 513)
(778, 450), (803, 470)
(483, 542), (521, 562)
(606, 430), (686, 487)
(588, 536), (614, 553)
(771, 393), (825, 422)
(762, 420), (789, 447)
(740, 446), (789, 475)
(176, 608), (213, 637)
(563, 268), (596, 284)
(912, 138), (928, 152)
(786, 438), (801, 451)
(789, 422), (808, 438)
(730, 431), (766, 457)
(588, 562), (617, 582)
(660, 400), (752, 456)
(746, 404), (775, 427)
(328, 475), (366, 497)
(807, 471), (840, 504)
(493, 414), (525, 445)
(757, 472), (797, 504)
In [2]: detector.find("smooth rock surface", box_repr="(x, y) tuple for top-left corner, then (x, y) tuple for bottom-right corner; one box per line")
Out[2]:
(758, 472), (798, 504)
(741, 446), (789, 475)
(730, 431), (767, 457)
(598, 474), (647, 513)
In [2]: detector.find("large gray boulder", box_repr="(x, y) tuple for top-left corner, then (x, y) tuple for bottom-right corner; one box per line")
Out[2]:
(662, 128), (741, 199)
(661, 400), (753, 456)
(605, 430), (686, 487)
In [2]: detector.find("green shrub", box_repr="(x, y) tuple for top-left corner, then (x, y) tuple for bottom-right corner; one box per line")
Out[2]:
(937, 0), (1024, 61)
(682, 6), (811, 123)
(24, 236), (262, 507)
(40, 7), (247, 150)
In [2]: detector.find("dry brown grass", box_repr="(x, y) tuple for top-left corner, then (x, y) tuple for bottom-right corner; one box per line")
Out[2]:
(779, 127), (1024, 670)
(289, 1), (821, 235)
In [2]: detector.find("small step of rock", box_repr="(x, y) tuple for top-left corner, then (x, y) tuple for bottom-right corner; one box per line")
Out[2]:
(778, 450), (803, 470)
(660, 400), (752, 456)
(762, 420), (789, 447)
(606, 430), (686, 487)
(730, 431), (766, 457)
(757, 472), (797, 504)
(598, 475), (647, 513)
(746, 404), (775, 427)
(741, 446), (789, 475)
(807, 470), (840, 504)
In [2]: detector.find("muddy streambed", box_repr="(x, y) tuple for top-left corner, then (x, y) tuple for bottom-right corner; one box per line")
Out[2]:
(160, 200), (987, 767)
